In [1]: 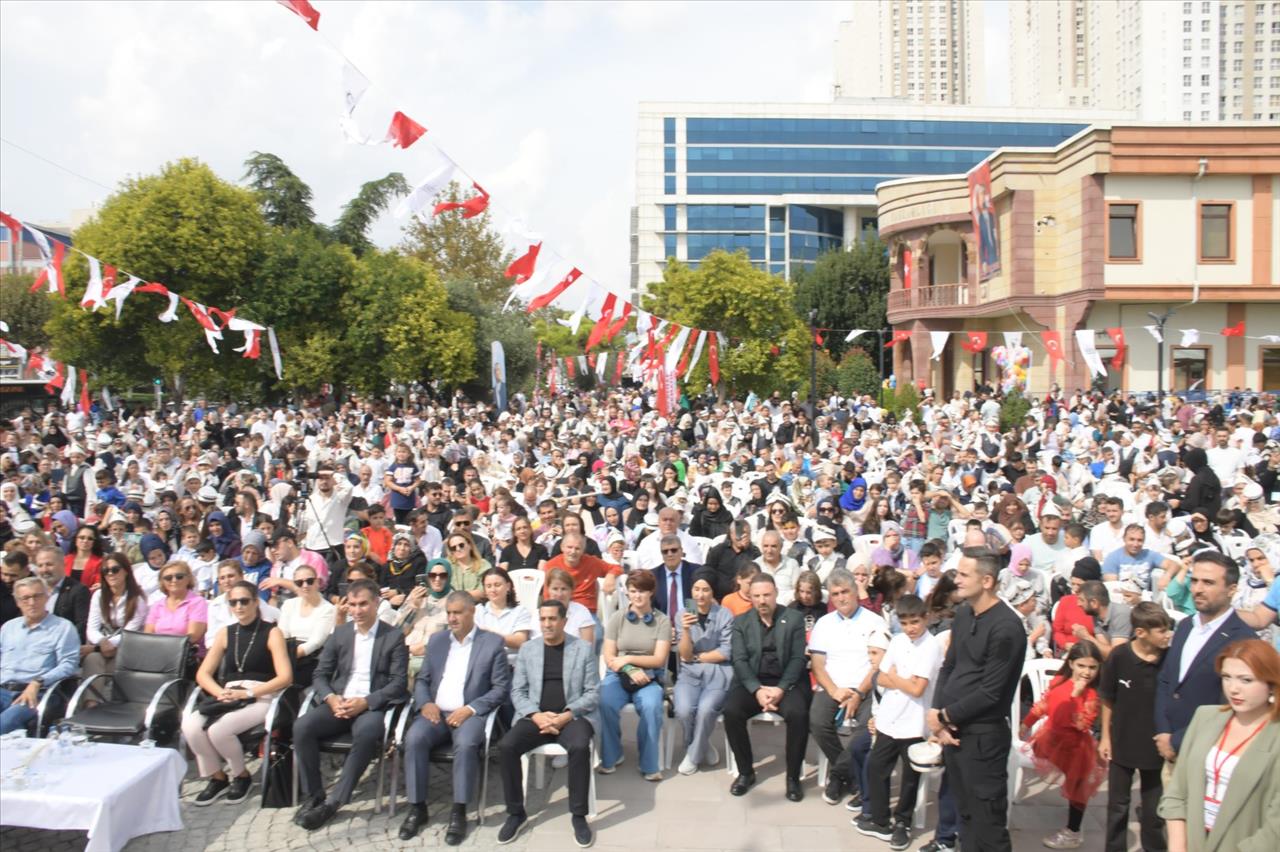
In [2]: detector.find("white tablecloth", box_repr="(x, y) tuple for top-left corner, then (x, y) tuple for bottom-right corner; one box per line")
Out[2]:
(1, 739), (187, 852)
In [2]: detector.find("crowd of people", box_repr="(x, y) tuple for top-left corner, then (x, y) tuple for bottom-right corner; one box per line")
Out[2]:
(2, 382), (1280, 851)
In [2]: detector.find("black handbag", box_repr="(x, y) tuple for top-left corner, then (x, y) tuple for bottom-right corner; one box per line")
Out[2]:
(261, 738), (294, 808)
(194, 692), (252, 726)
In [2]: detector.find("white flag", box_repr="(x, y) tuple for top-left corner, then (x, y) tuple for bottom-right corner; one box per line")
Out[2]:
(60, 366), (77, 408)
(844, 328), (867, 343)
(930, 331), (950, 361)
(106, 275), (142, 321)
(1002, 332), (1023, 350)
(157, 292), (181, 323)
(81, 257), (106, 311)
(1144, 325), (1163, 344)
(1179, 329), (1200, 347)
(665, 326), (693, 373)
(577, 356), (588, 375)
(267, 327), (284, 379)
(684, 329), (708, 377)
(1075, 330), (1107, 378)
(596, 352), (609, 381)
(341, 62), (370, 116)
(395, 160), (456, 219)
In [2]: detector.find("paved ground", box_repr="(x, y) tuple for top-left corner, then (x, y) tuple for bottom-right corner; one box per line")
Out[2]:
(1, 721), (1142, 851)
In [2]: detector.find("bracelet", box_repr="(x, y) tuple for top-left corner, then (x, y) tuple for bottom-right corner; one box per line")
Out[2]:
(851, 688), (866, 701)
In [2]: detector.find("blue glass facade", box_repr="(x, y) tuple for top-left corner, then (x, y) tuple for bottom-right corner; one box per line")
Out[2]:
(684, 117), (1087, 147)
(686, 204), (765, 231)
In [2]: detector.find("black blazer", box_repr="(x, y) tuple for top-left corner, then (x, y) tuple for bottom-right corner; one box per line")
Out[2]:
(52, 579), (90, 643)
(1155, 610), (1256, 752)
(653, 562), (698, 618)
(313, 620), (409, 712)
(730, 606), (808, 694)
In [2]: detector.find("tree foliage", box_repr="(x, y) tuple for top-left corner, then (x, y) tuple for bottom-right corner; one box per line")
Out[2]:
(444, 278), (536, 398)
(0, 273), (52, 350)
(793, 238), (890, 359)
(642, 250), (808, 397)
(835, 347), (883, 399)
(243, 152), (316, 231)
(400, 183), (512, 302)
(332, 173), (409, 256)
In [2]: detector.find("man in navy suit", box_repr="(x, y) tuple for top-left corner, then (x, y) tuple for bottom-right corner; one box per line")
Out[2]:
(398, 591), (510, 844)
(1154, 550), (1255, 758)
(652, 535), (697, 621)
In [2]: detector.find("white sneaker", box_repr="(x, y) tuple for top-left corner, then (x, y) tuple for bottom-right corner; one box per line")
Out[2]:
(678, 755), (698, 776)
(1042, 828), (1083, 849)
(552, 754), (568, 769)
(704, 744), (720, 766)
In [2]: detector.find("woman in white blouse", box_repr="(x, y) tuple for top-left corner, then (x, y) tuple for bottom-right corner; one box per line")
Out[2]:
(82, 552), (150, 700)
(474, 567), (533, 668)
(276, 564), (335, 687)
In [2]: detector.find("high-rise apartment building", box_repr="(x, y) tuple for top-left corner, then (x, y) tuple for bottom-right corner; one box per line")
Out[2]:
(1009, 0), (1280, 122)
(834, 0), (985, 104)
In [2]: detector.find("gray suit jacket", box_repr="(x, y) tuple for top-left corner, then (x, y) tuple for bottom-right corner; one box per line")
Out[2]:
(412, 627), (509, 717)
(511, 634), (599, 720)
(312, 619), (409, 711)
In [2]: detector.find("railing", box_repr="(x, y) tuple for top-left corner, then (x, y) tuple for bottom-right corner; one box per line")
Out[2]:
(887, 282), (971, 315)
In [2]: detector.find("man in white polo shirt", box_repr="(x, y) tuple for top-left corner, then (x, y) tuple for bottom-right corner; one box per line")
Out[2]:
(808, 567), (888, 807)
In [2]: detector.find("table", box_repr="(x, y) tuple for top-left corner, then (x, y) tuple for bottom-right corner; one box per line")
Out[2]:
(0, 738), (187, 852)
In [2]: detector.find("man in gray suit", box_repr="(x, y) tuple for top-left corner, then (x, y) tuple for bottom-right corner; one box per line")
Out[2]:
(496, 599), (599, 849)
(295, 579), (409, 831)
(398, 591), (510, 844)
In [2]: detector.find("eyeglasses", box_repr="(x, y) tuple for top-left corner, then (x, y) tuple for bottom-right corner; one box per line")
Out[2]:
(454, 520), (471, 527)
(102, 566), (125, 576)
(449, 543), (469, 551)
(16, 594), (46, 604)
(770, 508), (785, 515)
(295, 577), (317, 587)
(162, 573), (188, 582)
(227, 598), (254, 607)
(661, 547), (681, 555)
(818, 507), (835, 514)
(428, 572), (449, 580)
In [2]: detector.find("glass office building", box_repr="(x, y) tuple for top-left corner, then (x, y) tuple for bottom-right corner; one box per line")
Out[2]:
(632, 101), (1126, 294)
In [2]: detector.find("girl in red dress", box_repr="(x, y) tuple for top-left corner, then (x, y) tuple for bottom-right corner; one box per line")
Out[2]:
(1020, 640), (1107, 849)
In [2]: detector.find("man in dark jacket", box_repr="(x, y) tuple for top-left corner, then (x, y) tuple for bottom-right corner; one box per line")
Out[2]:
(723, 573), (810, 802)
(704, 521), (759, 599)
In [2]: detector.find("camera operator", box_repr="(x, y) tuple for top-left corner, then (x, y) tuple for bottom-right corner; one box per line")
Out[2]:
(297, 462), (353, 571)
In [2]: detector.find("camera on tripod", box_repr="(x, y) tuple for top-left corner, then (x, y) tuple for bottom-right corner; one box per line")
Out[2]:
(292, 459), (317, 498)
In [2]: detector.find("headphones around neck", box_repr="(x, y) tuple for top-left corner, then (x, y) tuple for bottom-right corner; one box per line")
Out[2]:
(626, 609), (656, 625)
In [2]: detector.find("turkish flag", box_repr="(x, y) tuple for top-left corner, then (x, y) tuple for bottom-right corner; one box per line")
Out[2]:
(1041, 330), (1064, 373)
(1222, 321), (1246, 337)
(432, 183), (489, 219)
(505, 242), (541, 283)
(903, 251), (913, 290)
(385, 111), (427, 149)
(525, 267), (581, 312)
(960, 331), (987, 353)
(276, 0), (320, 30)
(1107, 327), (1127, 368)
(586, 292), (618, 351)
(885, 329), (911, 348)
(708, 334), (720, 386)
(606, 301), (632, 341)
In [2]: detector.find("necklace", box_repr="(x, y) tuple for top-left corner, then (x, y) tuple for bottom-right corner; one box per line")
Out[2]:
(231, 618), (262, 674)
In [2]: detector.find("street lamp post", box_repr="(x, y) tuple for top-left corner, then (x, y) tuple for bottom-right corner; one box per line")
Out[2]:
(808, 309), (818, 416)
(1147, 308), (1176, 403)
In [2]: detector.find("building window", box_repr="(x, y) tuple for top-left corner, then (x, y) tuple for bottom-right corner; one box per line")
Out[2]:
(1262, 348), (1280, 390)
(663, 205), (677, 231)
(1172, 347), (1209, 392)
(663, 117), (675, 145)
(1198, 202), (1234, 262)
(1107, 202), (1141, 261)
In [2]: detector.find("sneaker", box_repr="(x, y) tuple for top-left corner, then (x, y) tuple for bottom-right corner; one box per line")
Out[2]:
(194, 777), (229, 806)
(889, 822), (911, 851)
(552, 754), (568, 769)
(844, 790), (863, 811)
(572, 815), (594, 848)
(919, 841), (956, 852)
(677, 755), (698, 776)
(643, 770), (663, 782)
(496, 813), (528, 845)
(1042, 828), (1083, 849)
(596, 755), (623, 774)
(224, 774), (253, 804)
(704, 744), (719, 765)
(853, 816), (895, 841)
(822, 772), (847, 805)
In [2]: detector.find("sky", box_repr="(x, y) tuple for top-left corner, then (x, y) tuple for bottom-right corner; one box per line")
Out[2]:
(0, 1), (1010, 294)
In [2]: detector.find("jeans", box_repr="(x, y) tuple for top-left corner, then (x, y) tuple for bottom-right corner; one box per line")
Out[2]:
(0, 687), (38, 735)
(844, 725), (873, 809)
(673, 676), (728, 766)
(935, 773), (959, 845)
(598, 673), (664, 775)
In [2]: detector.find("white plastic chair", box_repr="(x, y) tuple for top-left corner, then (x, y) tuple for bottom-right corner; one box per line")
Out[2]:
(854, 535), (882, 558)
(596, 700), (674, 772)
(725, 711), (783, 776)
(508, 569), (545, 610)
(522, 741), (597, 818)
(815, 713), (857, 788)
(1022, 657), (1061, 705)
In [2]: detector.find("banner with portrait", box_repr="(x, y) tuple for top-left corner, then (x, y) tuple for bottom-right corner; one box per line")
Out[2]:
(968, 159), (1001, 282)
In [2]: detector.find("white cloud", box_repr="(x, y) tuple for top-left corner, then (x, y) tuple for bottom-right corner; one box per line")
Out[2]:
(1, 0), (847, 294)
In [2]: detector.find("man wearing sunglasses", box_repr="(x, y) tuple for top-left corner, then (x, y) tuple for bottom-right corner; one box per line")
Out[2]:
(294, 579), (408, 831)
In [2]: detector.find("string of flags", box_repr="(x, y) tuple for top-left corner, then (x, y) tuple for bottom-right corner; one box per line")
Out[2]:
(0, 210), (283, 381)
(0, 327), (111, 416)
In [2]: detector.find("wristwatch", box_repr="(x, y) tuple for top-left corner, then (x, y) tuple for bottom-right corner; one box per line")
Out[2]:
(851, 687), (866, 701)
(692, 652), (702, 664)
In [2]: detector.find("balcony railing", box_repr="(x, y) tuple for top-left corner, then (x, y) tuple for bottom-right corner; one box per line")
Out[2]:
(887, 282), (971, 316)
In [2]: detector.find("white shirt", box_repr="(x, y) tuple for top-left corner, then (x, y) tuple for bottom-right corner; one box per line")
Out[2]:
(86, 590), (149, 646)
(874, 630), (942, 740)
(808, 606), (888, 690)
(343, 621), (379, 699)
(1178, 608), (1235, 682)
(475, 603), (533, 665)
(435, 627), (477, 713)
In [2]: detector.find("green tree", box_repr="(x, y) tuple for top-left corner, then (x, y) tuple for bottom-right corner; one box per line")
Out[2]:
(331, 173), (409, 256)
(340, 251), (476, 394)
(1000, 391), (1032, 431)
(444, 278), (536, 398)
(45, 158), (268, 397)
(834, 347), (883, 398)
(400, 182), (512, 302)
(793, 238), (890, 359)
(642, 251), (808, 397)
(0, 273), (52, 350)
(243, 152), (317, 231)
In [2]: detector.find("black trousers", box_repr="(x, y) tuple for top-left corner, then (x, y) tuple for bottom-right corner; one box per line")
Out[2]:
(293, 703), (387, 805)
(1105, 762), (1165, 852)
(941, 723), (1013, 852)
(866, 733), (924, 825)
(722, 683), (810, 780)
(498, 716), (595, 818)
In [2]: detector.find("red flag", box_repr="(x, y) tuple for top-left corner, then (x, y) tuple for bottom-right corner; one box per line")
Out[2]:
(505, 242), (541, 283)
(903, 251), (913, 290)
(708, 334), (720, 385)
(44, 362), (65, 394)
(30, 241), (66, 296)
(606, 301), (632, 340)
(1222, 321), (1245, 337)
(585, 292), (617, 351)
(548, 363), (557, 396)
(0, 211), (21, 251)
(655, 359), (669, 416)
(181, 298), (220, 332)
(79, 375), (91, 415)
(614, 352), (625, 385)
(1107, 327), (1126, 369)
(586, 353), (597, 371)
(134, 281), (170, 295)
(565, 356), (576, 379)
(535, 341), (542, 362)
(657, 323), (680, 351)
(208, 306), (237, 330)
(676, 340), (693, 376)
(884, 330), (911, 348)
(1041, 330), (1065, 373)
(385, 111), (427, 149)
(432, 183), (489, 219)
(102, 264), (117, 293)
(814, 329), (825, 346)
(960, 331), (987, 353)
(276, 0), (320, 30)
(526, 267), (581, 312)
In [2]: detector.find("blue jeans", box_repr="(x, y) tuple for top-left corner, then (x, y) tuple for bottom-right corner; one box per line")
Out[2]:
(598, 673), (664, 774)
(844, 726), (873, 815)
(936, 772), (959, 845)
(0, 687), (38, 735)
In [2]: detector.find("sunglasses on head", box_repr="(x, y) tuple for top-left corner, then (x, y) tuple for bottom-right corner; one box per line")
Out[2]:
(162, 572), (188, 582)
(295, 577), (317, 587)
(228, 597), (254, 607)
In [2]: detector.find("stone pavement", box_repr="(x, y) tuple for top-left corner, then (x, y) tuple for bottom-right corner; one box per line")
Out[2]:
(1, 722), (1142, 851)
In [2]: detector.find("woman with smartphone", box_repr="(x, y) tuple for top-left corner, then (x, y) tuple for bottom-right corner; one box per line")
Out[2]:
(674, 570), (732, 775)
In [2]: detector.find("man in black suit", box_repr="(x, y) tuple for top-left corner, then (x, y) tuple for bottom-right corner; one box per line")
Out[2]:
(35, 546), (89, 643)
(704, 522), (760, 600)
(294, 579), (409, 830)
(1154, 550), (1256, 759)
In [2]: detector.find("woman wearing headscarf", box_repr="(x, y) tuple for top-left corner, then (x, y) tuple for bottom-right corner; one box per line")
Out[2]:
(839, 476), (872, 533)
(401, 558), (454, 678)
(597, 475), (630, 513)
(1237, 536), (1280, 646)
(1178, 446), (1222, 518)
(379, 530), (427, 608)
(51, 509), (80, 555)
(154, 507), (181, 553)
(133, 532), (172, 600)
(0, 482), (35, 536)
(867, 522), (920, 576)
(688, 487), (733, 540)
(201, 511), (242, 560)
